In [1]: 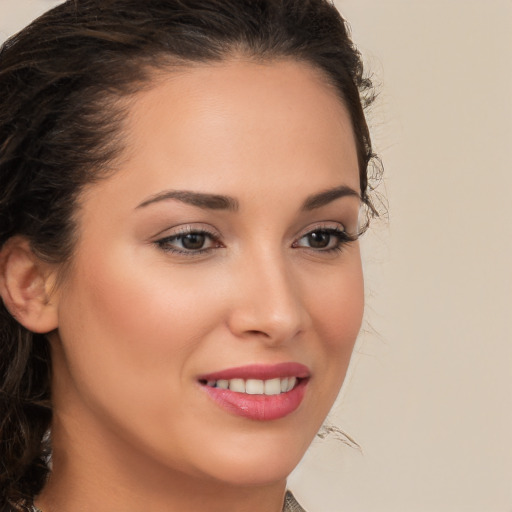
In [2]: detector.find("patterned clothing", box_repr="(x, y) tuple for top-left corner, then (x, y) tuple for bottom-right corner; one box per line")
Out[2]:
(283, 491), (307, 512)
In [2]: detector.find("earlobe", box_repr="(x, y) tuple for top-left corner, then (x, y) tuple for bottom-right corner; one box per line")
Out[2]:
(0, 237), (59, 334)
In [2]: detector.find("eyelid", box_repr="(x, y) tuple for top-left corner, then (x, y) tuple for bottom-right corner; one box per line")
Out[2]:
(151, 223), (221, 240)
(295, 221), (347, 239)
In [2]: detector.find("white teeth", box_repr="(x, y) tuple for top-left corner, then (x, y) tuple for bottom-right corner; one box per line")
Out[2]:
(246, 379), (264, 395)
(286, 377), (297, 392)
(229, 378), (246, 393)
(264, 378), (282, 396)
(216, 379), (229, 389)
(206, 376), (300, 395)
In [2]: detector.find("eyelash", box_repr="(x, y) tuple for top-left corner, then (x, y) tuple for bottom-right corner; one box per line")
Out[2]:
(154, 225), (356, 256)
(292, 226), (356, 254)
(155, 226), (221, 256)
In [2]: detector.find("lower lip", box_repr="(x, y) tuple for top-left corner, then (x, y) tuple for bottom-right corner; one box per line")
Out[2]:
(201, 379), (308, 421)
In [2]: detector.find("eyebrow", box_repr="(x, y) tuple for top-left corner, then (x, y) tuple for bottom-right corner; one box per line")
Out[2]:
(301, 185), (361, 211)
(136, 185), (359, 212)
(136, 190), (239, 211)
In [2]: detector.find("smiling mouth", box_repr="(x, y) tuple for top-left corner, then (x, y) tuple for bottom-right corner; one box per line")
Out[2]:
(197, 363), (310, 420)
(199, 376), (301, 395)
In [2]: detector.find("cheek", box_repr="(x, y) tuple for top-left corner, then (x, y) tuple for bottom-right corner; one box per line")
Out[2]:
(64, 247), (217, 349)
(309, 255), (364, 350)
(54, 245), (223, 414)
(52, 245), (233, 469)
(304, 254), (364, 400)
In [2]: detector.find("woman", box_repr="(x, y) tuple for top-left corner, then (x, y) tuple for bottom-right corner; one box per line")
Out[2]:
(0, 0), (378, 510)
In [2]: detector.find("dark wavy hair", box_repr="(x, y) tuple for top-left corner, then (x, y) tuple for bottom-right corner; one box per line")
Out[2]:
(0, 0), (379, 508)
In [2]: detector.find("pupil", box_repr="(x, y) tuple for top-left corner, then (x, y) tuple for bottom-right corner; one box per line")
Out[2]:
(308, 231), (330, 248)
(182, 233), (205, 250)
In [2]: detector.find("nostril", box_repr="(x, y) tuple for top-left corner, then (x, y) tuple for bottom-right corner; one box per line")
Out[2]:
(246, 329), (271, 337)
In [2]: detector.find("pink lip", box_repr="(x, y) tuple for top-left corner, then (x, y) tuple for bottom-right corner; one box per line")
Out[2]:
(197, 362), (310, 382)
(198, 363), (310, 421)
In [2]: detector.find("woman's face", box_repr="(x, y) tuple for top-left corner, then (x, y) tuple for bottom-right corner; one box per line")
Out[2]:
(49, 60), (364, 488)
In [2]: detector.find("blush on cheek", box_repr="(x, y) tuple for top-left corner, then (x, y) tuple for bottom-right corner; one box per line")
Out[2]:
(315, 273), (364, 347)
(77, 248), (221, 367)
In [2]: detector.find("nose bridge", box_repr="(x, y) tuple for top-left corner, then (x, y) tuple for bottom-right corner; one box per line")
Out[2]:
(228, 246), (306, 343)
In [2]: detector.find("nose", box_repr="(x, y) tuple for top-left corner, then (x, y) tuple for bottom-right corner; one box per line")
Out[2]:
(226, 250), (309, 346)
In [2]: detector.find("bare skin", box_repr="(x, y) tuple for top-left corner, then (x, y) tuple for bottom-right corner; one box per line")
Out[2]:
(31, 59), (364, 512)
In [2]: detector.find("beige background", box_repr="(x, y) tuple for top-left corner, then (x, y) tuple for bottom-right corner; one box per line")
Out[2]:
(1, 1), (511, 511)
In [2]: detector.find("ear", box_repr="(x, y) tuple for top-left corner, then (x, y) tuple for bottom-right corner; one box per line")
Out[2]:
(0, 237), (59, 333)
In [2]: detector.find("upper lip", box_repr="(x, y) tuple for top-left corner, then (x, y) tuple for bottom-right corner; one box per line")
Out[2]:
(197, 362), (310, 382)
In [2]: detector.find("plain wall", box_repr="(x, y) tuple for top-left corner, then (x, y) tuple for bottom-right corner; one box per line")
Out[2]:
(1, 1), (511, 511)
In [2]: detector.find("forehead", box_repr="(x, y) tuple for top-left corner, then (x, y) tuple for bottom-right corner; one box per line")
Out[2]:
(124, 60), (356, 181)
(81, 59), (359, 215)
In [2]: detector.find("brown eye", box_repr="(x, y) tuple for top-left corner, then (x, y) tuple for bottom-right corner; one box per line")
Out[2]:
(293, 227), (352, 253)
(181, 232), (206, 250)
(155, 229), (221, 255)
(306, 231), (331, 249)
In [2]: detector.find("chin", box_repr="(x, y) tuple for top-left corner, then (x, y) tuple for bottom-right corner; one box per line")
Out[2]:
(185, 427), (312, 487)
(206, 456), (298, 488)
